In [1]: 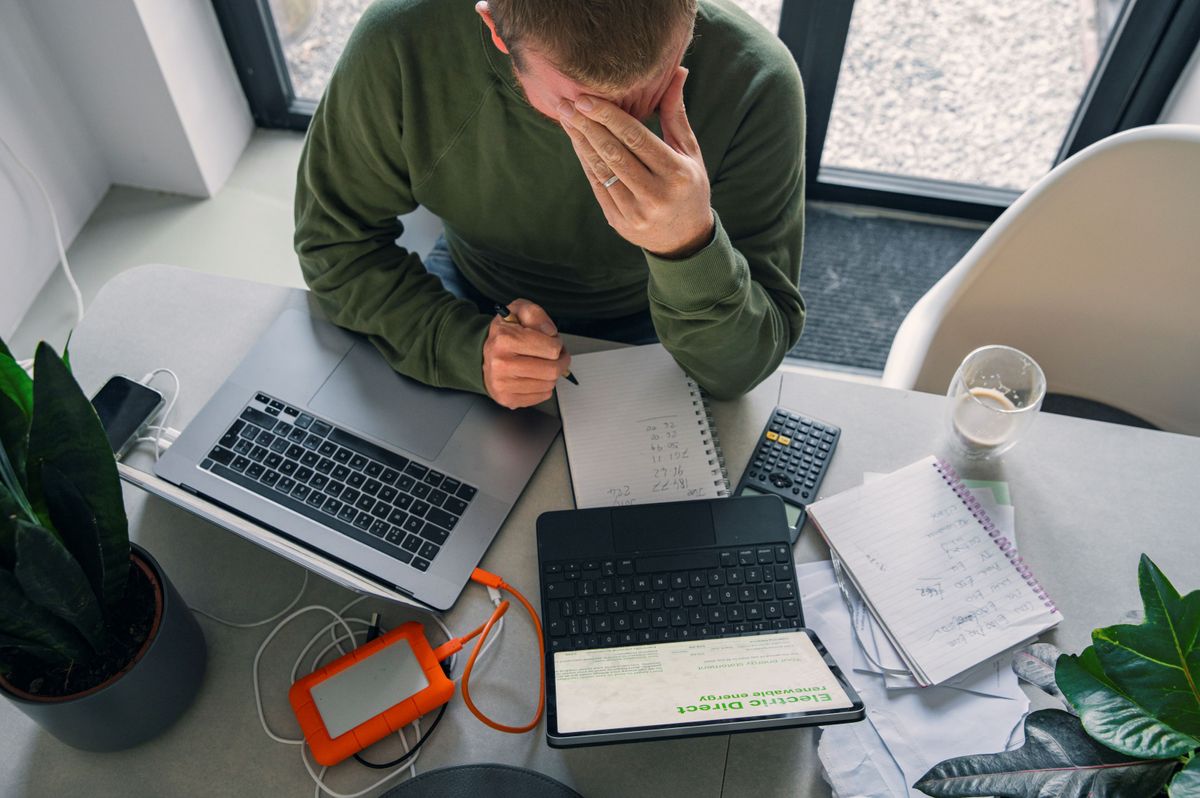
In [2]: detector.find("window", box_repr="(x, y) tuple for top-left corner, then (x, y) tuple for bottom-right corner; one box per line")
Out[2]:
(213, 0), (1200, 220)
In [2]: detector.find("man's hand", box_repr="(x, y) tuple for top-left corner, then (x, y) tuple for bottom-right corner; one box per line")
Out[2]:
(482, 298), (572, 409)
(559, 67), (714, 260)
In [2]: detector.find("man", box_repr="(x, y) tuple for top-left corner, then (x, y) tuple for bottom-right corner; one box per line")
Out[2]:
(295, 0), (805, 407)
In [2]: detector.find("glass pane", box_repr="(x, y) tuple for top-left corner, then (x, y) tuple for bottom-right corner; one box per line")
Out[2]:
(269, 0), (373, 102)
(821, 0), (1124, 191)
(271, 0), (786, 102)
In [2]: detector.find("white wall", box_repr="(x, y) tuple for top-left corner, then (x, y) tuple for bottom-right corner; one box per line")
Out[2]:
(1160, 43), (1200, 124)
(0, 0), (110, 341)
(0, 0), (253, 339)
(24, 0), (253, 198)
(135, 0), (254, 195)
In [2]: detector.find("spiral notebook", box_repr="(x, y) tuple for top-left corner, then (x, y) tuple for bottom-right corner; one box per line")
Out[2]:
(555, 344), (729, 509)
(807, 456), (1063, 686)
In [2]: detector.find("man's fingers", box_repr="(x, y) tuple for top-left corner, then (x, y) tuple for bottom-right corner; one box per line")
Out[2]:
(506, 297), (557, 336)
(562, 122), (632, 223)
(505, 353), (567, 382)
(489, 316), (563, 360)
(561, 98), (669, 180)
(660, 67), (699, 157)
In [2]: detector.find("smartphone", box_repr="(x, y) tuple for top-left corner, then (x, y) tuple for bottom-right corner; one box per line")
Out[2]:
(90, 376), (165, 458)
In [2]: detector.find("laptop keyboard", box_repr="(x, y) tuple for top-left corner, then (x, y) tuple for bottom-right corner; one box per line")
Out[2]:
(200, 392), (477, 573)
(541, 546), (803, 653)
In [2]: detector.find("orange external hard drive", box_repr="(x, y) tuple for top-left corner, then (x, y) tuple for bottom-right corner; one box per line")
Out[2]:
(289, 621), (455, 766)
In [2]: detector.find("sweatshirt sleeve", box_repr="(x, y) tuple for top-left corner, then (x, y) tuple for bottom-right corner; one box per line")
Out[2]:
(646, 55), (806, 400)
(293, 10), (490, 395)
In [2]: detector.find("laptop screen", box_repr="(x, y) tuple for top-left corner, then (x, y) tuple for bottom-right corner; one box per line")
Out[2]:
(552, 630), (854, 734)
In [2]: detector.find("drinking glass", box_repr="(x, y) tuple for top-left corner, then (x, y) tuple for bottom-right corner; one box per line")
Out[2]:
(945, 345), (1045, 460)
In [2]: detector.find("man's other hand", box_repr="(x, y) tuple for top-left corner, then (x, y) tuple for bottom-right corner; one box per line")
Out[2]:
(559, 67), (714, 260)
(482, 298), (572, 409)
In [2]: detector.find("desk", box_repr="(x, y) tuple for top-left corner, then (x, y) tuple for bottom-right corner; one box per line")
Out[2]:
(2, 265), (1197, 797)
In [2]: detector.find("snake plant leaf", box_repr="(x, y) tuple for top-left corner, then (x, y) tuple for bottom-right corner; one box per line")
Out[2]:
(0, 630), (61, 663)
(1062, 555), (1200, 757)
(1058, 647), (1200, 759)
(1013, 642), (1066, 702)
(14, 520), (109, 652)
(26, 342), (128, 605)
(1170, 755), (1200, 798)
(0, 389), (29, 496)
(41, 464), (110, 615)
(0, 569), (92, 663)
(915, 709), (1179, 798)
(0, 336), (33, 420)
(0, 480), (20, 568)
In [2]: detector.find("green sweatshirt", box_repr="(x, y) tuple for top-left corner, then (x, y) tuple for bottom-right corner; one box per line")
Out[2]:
(295, 0), (806, 400)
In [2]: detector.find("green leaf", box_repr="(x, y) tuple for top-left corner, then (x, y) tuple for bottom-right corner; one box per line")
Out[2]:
(0, 569), (92, 663)
(26, 342), (129, 606)
(1070, 555), (1200, 754)
(1013, 642), (1066, 702)
(41, 464), (109, 616)
(1170, 755), (1200, 798)
(915, 709), (1179, 798)
(0, 388), (30, 498)
(1059, 648), (1200, 758)
(0, 630), (61, 663)
(0, 337), (33, 420)
(0, 480), (21, 568)
(14, 521), (109, 652)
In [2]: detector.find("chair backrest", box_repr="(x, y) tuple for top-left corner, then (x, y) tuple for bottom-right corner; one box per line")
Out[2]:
(881, 124), (1200, 434)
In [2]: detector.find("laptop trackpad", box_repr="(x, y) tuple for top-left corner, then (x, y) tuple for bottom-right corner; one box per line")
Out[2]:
(307, 342), (474, 462)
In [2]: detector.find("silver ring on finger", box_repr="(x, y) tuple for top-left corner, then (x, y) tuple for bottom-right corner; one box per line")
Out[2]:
(602, 174), (621, 189)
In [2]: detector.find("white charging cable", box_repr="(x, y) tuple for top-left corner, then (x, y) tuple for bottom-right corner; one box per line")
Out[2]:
(1, 133), (85, 376)
(134, 368), (181, 460)
(236, 586), (480, 797)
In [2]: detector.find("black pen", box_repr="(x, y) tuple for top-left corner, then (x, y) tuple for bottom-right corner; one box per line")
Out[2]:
(494, 304), (580, 386)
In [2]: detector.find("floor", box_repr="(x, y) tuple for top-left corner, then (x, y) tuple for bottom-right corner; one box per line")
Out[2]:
(10, 129), (888, 389)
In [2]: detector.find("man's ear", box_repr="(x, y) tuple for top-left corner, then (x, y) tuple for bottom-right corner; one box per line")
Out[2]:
(475, 1), (510, 54)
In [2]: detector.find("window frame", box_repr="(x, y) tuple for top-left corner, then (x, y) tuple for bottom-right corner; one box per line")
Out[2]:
(213, 0), (1200, 220)
(778, 0), (1200, 221)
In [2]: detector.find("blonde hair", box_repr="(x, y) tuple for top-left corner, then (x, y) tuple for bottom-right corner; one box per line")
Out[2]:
(490, 0), (697, 89)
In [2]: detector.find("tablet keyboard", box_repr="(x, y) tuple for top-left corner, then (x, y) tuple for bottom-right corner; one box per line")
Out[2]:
(541, 546), (804, 652)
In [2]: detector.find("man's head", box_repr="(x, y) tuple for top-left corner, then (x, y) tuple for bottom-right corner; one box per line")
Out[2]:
(476, 0), (697, 122)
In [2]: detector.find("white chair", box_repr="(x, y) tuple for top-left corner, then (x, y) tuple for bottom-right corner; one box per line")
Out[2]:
(881, 124), (1200, 435)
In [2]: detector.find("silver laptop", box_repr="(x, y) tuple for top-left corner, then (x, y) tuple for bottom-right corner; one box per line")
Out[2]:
(155, 307), (560, 610)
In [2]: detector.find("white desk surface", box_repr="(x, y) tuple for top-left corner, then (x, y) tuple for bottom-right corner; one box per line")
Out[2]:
(2, 264), (1197, 797)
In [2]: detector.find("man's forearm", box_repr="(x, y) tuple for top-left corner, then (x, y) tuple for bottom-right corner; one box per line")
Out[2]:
(646, 213), (805, 400)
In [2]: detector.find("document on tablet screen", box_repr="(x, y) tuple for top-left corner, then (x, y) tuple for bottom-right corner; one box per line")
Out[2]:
(553, 631), (853, 733)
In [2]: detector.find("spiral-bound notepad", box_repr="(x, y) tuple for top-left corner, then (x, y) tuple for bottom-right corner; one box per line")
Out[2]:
(807, 456), (1063, 686)
(556, 344), (729, 509)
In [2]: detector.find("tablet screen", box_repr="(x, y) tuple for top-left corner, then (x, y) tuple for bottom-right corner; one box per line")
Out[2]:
(552, 631), (853, 734)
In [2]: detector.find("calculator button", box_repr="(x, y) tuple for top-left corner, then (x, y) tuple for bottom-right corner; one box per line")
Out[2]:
(778, 435), (791, 446)
(765, 431), (779, 441)
(794, 487), (802, 495)
(770, 474), (793, 488)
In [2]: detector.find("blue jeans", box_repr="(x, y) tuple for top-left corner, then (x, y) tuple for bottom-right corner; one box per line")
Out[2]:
(423, 237), (660, 345)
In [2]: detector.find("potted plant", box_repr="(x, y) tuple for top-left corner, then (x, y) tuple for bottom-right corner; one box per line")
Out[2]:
(915, 554), (1199, 797)
(0, 339), (206, 751)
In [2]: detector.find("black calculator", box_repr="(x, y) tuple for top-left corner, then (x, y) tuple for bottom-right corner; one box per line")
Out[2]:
(734, 406), (840, 543)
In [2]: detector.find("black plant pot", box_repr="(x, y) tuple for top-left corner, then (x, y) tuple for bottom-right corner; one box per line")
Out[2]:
(0, 543), (207, 751)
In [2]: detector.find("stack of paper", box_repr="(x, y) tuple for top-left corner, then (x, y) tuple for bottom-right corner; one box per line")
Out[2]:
(802, 477), (1030, 797)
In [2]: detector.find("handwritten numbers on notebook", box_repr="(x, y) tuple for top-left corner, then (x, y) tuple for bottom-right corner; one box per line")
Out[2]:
(557, 345), (728, 509)
(808, 456), (1061, 686)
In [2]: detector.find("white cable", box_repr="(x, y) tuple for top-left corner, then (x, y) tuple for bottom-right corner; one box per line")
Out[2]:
(252, 605), (359, 745)
(0, 133), (84, 325)
(140, 369), (180, 461)
(191, 570), (309, 629)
